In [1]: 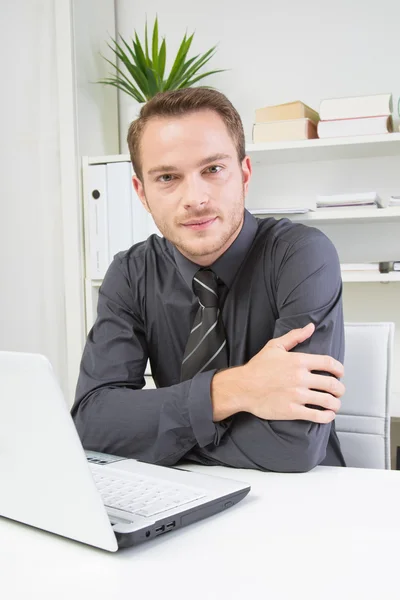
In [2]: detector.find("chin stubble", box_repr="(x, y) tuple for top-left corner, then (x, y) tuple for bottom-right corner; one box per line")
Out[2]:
(176, 208), (244, 258)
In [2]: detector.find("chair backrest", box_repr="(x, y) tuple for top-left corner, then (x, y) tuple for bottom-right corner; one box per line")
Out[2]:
(335, 322), (394, 469)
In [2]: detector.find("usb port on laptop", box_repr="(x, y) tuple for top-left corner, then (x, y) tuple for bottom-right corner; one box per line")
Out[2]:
(166, 521), (175, 530)
(155, 525), (165, 534)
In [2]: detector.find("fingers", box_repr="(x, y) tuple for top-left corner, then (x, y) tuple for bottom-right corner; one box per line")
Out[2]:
(268, 323), (315, 352)
(305, 391), (342, 413)
(298, 354), (345, 378)
(295, 405), (336, 424)
(307, 374), (345, 398)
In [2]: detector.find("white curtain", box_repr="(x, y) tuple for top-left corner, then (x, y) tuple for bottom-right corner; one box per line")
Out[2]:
(0, 1), (68, 390)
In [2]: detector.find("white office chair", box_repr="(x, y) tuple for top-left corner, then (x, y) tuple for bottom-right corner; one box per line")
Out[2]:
(335, 322), (395, 469)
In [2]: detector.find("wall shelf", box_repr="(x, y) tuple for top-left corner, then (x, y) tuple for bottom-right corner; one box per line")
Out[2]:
(87, 133), (400, 167)
(341, 271), (400, 283)
(247, 132), (400, 165)
(249, 206), (400, 224)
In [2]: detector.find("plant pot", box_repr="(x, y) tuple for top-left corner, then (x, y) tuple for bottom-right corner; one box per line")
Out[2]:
(118, 97), (146, 155)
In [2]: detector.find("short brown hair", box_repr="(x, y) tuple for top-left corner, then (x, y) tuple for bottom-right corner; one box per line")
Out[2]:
(127, 87), (246, 182)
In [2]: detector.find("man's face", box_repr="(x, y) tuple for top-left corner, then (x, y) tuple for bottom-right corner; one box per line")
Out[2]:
(133, 109), (252, 266)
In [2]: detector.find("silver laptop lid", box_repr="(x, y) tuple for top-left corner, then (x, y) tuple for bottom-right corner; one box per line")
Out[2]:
(0, 352), (118, 552)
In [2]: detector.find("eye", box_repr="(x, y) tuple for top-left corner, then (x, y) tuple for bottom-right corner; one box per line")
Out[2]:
(158, 174), (175, 183)
(206, 165), (222, 174)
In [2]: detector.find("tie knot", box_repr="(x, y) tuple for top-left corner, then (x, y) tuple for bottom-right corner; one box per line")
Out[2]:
(193, 269), (219, 308)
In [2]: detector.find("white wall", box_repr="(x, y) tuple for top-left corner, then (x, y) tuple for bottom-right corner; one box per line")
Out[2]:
(115, 0), (400, 141)
(73, 0), (119, 156)
(0, 0), (68, 391)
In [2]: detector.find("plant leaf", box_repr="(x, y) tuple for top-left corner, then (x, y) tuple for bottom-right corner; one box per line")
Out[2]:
(158, 37), (166, 85)
(133, 35), (150, 72)
(107, 38), (139, 76)
(99, 24), (226, 100)
(173, 46), (218, 86)
(120, 37), (143, 69)
(144, 19), (150, 64)
(103, 76), (141, 97)
(164, 32), (194, 89)
(152, 15), (159, 73)
(164, 53), (199, 90)
(178, 69), (226, 89)
(118, 39), (151, 95)
(118, 36), (136, 63)
(97, 77), (145, 102)
(145, 66), (160, 98)
(101, 54), (144, 91)
(128, 64), (152, 97)
(105, 40), (150, 97)
(115, 67), (147, 101)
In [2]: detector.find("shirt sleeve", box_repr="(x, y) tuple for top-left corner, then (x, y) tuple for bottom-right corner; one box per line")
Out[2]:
(185, 227), (345, 472)
(71, 255), (218, 466)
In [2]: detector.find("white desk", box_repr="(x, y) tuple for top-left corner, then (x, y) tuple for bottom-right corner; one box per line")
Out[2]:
(1, 464), (400, 600)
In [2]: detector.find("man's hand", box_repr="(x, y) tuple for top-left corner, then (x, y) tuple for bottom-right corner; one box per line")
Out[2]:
(211, 323), (345, 424)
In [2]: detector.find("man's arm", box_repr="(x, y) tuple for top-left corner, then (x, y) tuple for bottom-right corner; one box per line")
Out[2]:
(71, 256), (218, 466)
(185, 229), (345, 472)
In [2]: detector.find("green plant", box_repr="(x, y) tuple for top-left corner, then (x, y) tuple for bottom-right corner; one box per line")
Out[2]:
(98, 16), (227, 102)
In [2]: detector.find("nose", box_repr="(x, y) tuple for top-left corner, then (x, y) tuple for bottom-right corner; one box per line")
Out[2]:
(181, 174), (209, 211)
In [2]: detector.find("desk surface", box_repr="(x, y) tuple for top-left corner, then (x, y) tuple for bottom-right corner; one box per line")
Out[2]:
(1, 464), (400, 600)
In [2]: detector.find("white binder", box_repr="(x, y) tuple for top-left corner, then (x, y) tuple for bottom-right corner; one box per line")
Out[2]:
(86, 162), (163, 282)
(129, 165), (163, 241)
(106, 162), (134, 262)
(86, 164), (109, 279)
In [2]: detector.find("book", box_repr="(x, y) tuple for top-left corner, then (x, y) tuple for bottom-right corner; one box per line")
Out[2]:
(317, 115), (393, 138)
(255, 101), (319, 125)
(316, 192), (383, 208)
(319, 93), (393, 120)
(252, 118), (318, 143)
(388, 196), (400, 206)
(394, 262), (400, 271)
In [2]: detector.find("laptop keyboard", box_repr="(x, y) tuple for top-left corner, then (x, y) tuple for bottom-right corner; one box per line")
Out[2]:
(91, 468), (206, 517)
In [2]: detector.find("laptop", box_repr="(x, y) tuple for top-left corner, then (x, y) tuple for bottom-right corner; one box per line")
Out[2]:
(0, 351), (250, 552)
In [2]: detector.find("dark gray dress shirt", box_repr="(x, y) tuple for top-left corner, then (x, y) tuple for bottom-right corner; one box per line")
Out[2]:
(72, 210), (346, 472)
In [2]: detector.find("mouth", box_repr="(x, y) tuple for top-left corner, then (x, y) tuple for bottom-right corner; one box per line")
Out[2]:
(181, 217), (217, 231)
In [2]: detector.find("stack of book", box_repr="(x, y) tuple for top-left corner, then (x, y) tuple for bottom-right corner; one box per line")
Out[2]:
(316, 191), (383, 209)
(317, 93), (393, 138)
(252, 101), (320, 143)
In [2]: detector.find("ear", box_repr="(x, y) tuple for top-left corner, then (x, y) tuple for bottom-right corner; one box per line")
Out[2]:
(241, 156), (252, 195)
(132, 175), (150, 213)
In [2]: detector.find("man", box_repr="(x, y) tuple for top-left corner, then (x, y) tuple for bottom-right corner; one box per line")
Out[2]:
(72, 87), (346, 472)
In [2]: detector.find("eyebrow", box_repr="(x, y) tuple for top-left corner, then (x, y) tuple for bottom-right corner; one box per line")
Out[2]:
(147, 153), (233, 176)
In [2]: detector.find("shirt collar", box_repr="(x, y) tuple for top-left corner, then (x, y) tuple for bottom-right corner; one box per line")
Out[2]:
(172, 209), (258, 290)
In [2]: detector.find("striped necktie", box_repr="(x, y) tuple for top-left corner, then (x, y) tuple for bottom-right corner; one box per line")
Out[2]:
(181, 268), (228, 382)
